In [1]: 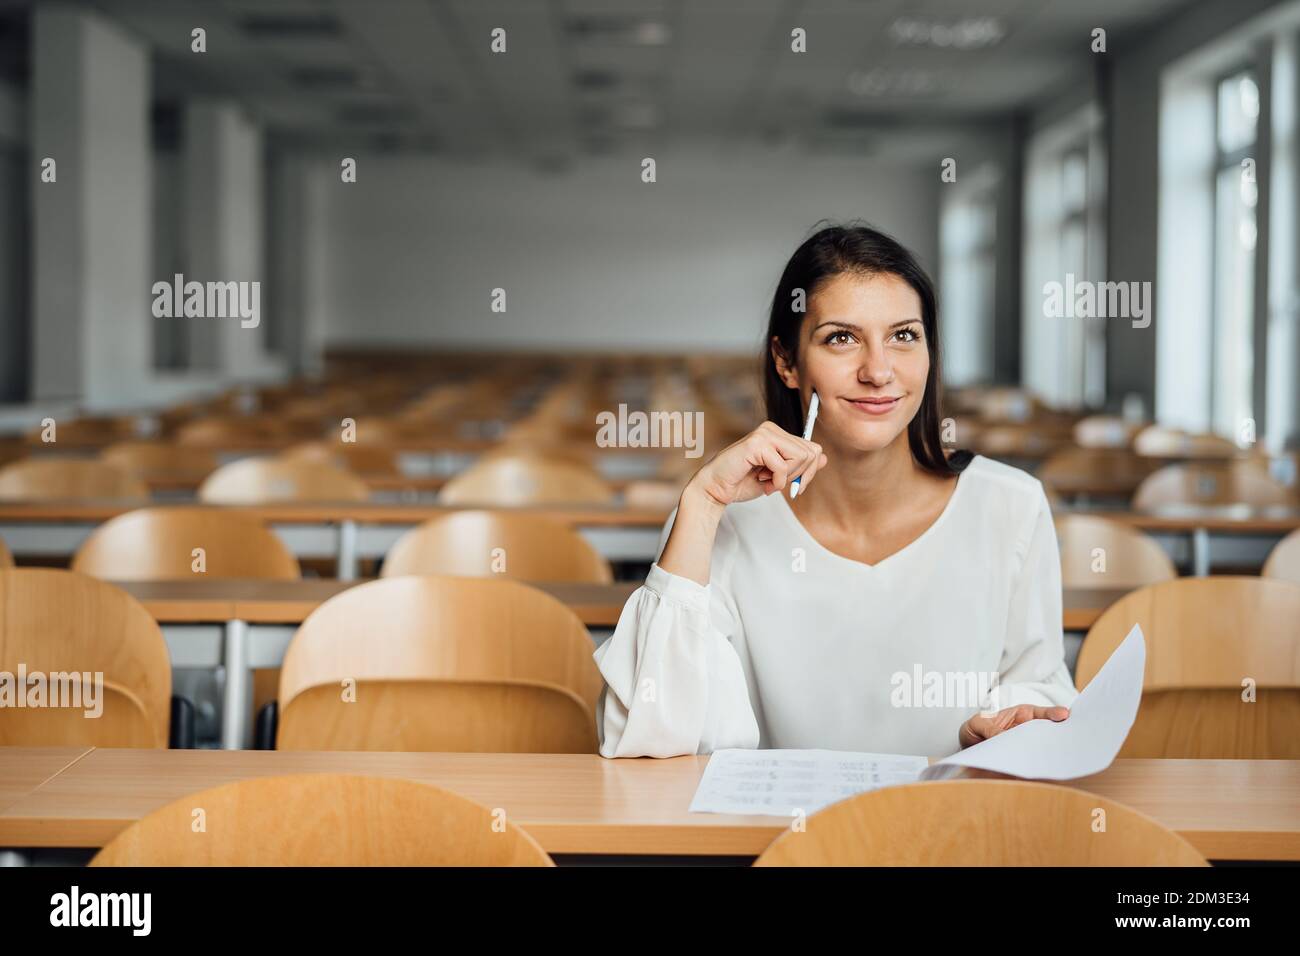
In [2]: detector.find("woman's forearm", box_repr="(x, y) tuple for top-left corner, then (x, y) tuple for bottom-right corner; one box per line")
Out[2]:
(658, 482), (727, 586)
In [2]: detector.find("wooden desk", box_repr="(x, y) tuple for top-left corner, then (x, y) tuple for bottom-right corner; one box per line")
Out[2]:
(1066, 506), (1300, 576)
(0, 500), (671, 578)
(117, 579), (640, 628)
(0, 747), (93, 813)
(5, 500), (1297, 577)
(115, 579), (1124, 631)
(0, 749), (1295, 860)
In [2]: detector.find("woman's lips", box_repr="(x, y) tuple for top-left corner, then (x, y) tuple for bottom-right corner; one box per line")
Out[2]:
(842, 396), (902, 416)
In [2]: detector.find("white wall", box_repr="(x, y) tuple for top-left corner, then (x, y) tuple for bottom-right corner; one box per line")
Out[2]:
(317, 146), (939, 353)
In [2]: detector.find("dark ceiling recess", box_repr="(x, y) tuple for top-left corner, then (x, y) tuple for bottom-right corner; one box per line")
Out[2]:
(290, 66), (360, 90)
(564, 16), (669, 46)
(151, 101), (183, 150)
(573, 70), (619, 91)
(237, 13), (343, 38)
(0, 9), (30, 87)
(823, 110), (907, 131)
(335, 104), (418, 126)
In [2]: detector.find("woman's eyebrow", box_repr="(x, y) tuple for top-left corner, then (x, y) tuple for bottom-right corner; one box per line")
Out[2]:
(811, 318), (922, 332)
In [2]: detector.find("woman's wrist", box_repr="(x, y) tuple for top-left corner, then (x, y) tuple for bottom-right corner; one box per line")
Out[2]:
(679, 476), (728, 525)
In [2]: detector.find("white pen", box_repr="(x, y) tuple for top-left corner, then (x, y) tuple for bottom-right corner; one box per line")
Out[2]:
(789, 390), (820, 499)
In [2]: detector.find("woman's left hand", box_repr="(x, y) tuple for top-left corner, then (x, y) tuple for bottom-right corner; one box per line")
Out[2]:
(958, 704), (1069, 748)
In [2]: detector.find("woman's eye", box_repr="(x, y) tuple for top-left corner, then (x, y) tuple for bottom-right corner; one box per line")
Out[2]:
(824, 331), (855, 345)
(893, 327), (920, 343)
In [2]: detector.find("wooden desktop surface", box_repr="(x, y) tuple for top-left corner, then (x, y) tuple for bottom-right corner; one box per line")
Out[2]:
(0, 748), (1295, 860)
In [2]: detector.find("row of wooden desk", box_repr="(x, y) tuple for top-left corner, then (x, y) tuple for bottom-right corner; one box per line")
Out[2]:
(1, 748), (1296, 861)
(2, 501), (1299, 577)
(113, 579), (1123, 749)
(119, 578), (1126, 631)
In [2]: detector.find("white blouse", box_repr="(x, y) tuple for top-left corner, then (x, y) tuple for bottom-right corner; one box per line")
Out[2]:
(594, 455), (1079, 759)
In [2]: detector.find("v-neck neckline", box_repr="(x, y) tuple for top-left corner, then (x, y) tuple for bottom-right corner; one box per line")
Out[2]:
(773, 456), (976, 573)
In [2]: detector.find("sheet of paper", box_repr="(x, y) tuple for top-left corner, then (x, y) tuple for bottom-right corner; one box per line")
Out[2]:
(688, 748), (929, 816)
(920, 623), (1146, 781)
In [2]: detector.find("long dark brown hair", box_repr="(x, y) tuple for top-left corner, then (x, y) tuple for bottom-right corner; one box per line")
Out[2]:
(762, 221), (971, 477)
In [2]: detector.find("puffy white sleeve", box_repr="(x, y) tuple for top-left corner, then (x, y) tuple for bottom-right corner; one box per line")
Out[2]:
(986, 484), (1080, 711)
(593, 511), (760, 758)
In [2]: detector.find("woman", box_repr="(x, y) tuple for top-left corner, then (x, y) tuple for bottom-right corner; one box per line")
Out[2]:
(595, 223), (1078, 759)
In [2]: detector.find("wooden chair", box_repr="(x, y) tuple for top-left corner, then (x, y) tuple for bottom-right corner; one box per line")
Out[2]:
(1073, 415), (1144, 449)
(197, 456), (370, 504)
(0, 568), (171, 747)
(71, 506), (300, 580)
(381, 510), (613, 582)
(753, 780), (1207, 866)
(175, 415), (315, 446)
(1134, 425), (1240, 459)
(1038, 447), (1160, 501)
(90, 774), (553, 866)
(1262, 528), (1300, 585)
(1132, 461), (1296, 510)
(282, 441), (401, 476)
(1055, 513), (1176, 589)
(0, 458), (148, 501)
(1077, 577), (1300, 758)
(440, 453), (615, 506)
(974, 423), (1072, 458)
(0, 534), (11, 568)
(101, 441), (219, 477)
(974, 387), (1040, 423)
(276, 575), (603, 753)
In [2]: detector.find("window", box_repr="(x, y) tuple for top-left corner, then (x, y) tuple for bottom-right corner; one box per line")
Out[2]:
(1021, 104), (1107, 409)
(1211, 69), (1259, 439)
(939, 164), (998, 387)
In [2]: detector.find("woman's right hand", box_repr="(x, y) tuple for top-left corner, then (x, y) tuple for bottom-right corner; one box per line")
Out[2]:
(687, 420), (827, 507)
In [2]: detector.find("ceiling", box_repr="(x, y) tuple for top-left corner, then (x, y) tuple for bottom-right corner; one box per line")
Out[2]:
(3, 0), (1195, 161)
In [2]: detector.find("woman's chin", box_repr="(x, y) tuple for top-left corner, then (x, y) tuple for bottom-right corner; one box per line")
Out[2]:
(842, 426), (907, 453)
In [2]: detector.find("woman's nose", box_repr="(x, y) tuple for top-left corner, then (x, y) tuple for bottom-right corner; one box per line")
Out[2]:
(858, 347), (894, 386)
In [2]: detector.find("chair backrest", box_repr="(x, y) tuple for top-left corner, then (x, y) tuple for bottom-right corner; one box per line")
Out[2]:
(753, 780), (1207, 866)
(1073, 415), (1143, 449)
(174, 416), (296, 445)
(1038, 447), (1160, 496)
(1077, 577), (1300, 758)
(0, 568), (171, 747)
(0, 458), (148, 501)
(381, 510), (613, 582)
(100, 441), (219, 476)
(1262, 527), (1300, 584)
(439, 454), (615, 506)
(282, 441), (400, 475)
(277, 575), (604, 753)
(197, 456), (370, 503)
(1054, 513), (1176, 589)
(90, 774), (553, 866)
(0, 534), (11, 568)
(975, 423), (1070, 458)
(1132, 461), (1296, 510)
(1134, 425), (1240, 459)
(71, 506), (300, 580)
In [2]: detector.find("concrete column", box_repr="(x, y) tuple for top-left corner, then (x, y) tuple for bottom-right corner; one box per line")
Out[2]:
(31, 3), (151, 407)
(183, 100), (278, 378)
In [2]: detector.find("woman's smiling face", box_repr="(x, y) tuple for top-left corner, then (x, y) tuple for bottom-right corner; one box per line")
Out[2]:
(776, 271), (930, 453)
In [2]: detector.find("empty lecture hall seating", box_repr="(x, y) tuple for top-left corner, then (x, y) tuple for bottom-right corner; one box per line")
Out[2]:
(275, 576), (603, 753)
(0, 568), (173, 748)
(90, 775), (552, 867)
(1077, 577), (1300, 758)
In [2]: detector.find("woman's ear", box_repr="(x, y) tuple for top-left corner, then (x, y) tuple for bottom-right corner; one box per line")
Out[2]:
(770, 336), (799, 389)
